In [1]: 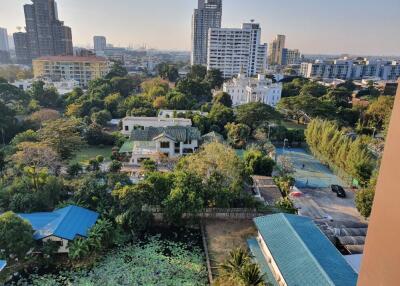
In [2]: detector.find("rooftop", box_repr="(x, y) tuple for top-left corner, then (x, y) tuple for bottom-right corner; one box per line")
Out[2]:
(253, 213), (358, 286)
(130, 126), (201, 143)
(0, 260), (6, 272)
(19, 205), (99, 241)
(33, 56), (107, 63)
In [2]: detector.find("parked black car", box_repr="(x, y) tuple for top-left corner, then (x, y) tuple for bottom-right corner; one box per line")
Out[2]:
(331, 185), (347, 198)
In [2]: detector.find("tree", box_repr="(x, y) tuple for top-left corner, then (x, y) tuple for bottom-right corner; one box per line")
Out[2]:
(213, 91), (232, 107)
(0, 101), (18, 144)
(236, 102), (281, 131)
(355, 188), (375, 218)
(30, 81), (61, 108)
(91, 110), (112, 126)
(219, 248), (265, 286)
(109, 160), (122, 173)
(177, 142), (247, 192)
(162, 171), (204, 224)
(187, 65), (207, 81)
(300, 82), (327, 97)
(39, 118), (84, 159)
(11, 142), (61, 174)
(105, 62), (128, 79)
(225, 122), (251, 149)
(67, 163), (83, 177)
(176, 78), (212, 103)
(157, 63), (179, 82)
(205, 69), (224, 89)
(166, 90), (194, 110)
(29, 109), (60, 128)
(208, 103), (235, 132)
(244, 150), (275, 176)
(141, 78), (169, 99)
(323, 87), (352, 108)
(277, 95), (335, 123)
(365, 96), (394, 130)
(0, 211), (35, 259)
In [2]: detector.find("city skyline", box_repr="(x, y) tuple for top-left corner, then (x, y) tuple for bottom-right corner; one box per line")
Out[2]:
(1, 0), (400, 55)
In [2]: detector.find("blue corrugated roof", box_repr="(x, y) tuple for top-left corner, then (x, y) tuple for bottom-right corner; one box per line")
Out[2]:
(247, 238), (279, 286)
(253, 213), (358, 286)
(19, 205), (99, 241)
(0, 260), (6, 271)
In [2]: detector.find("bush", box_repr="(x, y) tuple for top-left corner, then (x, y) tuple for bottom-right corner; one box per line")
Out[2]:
(355, 188), (375, 218)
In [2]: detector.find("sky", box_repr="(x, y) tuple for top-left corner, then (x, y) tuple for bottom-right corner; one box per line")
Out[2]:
(1, 0), (400, 55)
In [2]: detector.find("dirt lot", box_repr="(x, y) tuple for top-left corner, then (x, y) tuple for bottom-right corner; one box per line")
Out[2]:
(205, 219), (257, 277)
(293, 187), (366, 223)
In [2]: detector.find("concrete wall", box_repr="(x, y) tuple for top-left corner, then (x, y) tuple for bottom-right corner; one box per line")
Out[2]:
(358, 80), (400, 285)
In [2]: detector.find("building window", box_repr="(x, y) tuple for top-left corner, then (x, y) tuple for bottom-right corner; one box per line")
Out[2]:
(160, 142), (170, 148)
(124, 126), (129, 131)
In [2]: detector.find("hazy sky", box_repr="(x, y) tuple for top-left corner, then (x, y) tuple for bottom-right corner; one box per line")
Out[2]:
(1, 0), (400, 55)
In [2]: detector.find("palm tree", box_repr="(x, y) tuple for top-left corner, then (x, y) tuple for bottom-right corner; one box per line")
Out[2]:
(68, 238), (90, 260)
(238, 263), (265, 286)
(220, 248), (251, 278)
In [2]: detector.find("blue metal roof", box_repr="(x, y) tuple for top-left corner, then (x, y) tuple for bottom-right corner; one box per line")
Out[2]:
(0, 260), (6, 271)
(247, 238), (279, 286)
(253, 213), (358, 286)
(19, 205), (99, 241)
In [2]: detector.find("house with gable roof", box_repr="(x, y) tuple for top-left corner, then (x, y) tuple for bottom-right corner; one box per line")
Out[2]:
(120, 126), (201, 165)
(19, 205), (99, 253)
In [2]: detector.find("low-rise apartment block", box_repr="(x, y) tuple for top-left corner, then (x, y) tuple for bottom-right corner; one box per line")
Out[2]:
(32, 56), (109, 87)
(300, 59), (400, 81)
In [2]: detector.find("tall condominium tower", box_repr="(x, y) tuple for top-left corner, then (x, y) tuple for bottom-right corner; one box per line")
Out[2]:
(0, 28), (10, 52)
(191, 0), (222, 66)
(14, 0), (73, 65)
(268, 34), (286, 66)
(94, 36), (107, 52)
(207, 22), (268, 78)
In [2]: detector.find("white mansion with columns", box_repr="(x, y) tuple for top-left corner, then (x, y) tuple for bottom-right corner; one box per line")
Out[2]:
(223, 72), (283, 107)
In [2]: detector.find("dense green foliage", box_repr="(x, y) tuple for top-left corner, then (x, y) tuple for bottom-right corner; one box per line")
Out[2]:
(28, 237), (207, 285)
(305, 119), (375, 186)
(0, 211), (34, 259)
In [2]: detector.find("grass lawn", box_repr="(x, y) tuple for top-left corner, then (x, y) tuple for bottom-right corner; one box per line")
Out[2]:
(281, 120), (307, 130)
(70, 145), (113, 165)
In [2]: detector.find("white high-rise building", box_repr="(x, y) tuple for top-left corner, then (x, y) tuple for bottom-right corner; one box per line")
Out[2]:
(94, 36), (107, 52)
(0, 27), (10, 52)
(191, 0), (222, 66)
(207, 22), (268, 78)
(223, 71), (282, 107)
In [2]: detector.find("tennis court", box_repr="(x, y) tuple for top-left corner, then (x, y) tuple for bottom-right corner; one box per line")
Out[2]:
(276, 147), (346, 188)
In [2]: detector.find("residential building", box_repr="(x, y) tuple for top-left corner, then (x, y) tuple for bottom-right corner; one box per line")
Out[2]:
(0, 27), (10, 52)
(122, 126), (201, 165)
(282, 49), (301, 65)
(358, 81), (400, 285)
(0, 51), (11, 64)
(191, 0), (222, 66)
(207, 22), (268, 78)
(248, 213), (358, 286)
(94, 36), (107, 52)
(13, 32), (31, 65)
(268, 34), (286, 66)
(19, 205), (99, 253)
(32, 56), (108, 87)
(121, 116), (192, 136)
(158, 109), (208, 118)
(13, 0), (73, 64)
(223, 71), (282, 107)
(300, 59), (400, 81)
(13, 79), (80, 94)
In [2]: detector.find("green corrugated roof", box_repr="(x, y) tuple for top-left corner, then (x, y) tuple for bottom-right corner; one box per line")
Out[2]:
(130, 126), (201, 142)
(202, 131), (224, 143)
(253, 214), (358, 286)
(247, 238), (279, 286)
(119, 141), (134, 153)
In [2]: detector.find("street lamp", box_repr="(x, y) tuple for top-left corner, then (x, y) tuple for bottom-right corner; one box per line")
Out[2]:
(283, 138), (289, 153)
